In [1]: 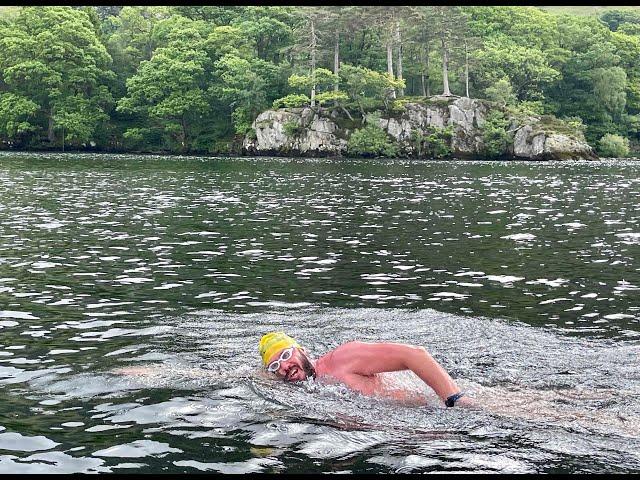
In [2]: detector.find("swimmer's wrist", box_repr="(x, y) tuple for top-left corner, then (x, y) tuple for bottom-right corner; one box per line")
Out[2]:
(445, 391), (464, 407)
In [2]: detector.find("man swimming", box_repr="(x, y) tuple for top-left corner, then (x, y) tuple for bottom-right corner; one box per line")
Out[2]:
(259, 331), (470, 408)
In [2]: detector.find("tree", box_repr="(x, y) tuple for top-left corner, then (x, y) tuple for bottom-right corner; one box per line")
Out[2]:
(286, 7), (332, 107)
(213, 55), (280, 134)
(591, 66), (627, 120)
(546, 15), (624, 142)
(104, 7), (171, 83)
(599, 9), (640, 32)
(597, 133), (630, 157)
(407, 8), (438, 97)
(485, 78), (516, 107)
(363, 6), (404, 99)
(0, 93), (39, 144)
(286, 68), (339, 108)
(233, 7), (299, 63)
(426, 6), (470, 96)
(339, 64), (404, 118)
(473, 36), (559, 101)
(116, 16), (210, 151)
(0, 6), (114, 148)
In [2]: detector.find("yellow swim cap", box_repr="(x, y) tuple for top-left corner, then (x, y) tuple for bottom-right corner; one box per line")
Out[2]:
(258, 331), (301, 366)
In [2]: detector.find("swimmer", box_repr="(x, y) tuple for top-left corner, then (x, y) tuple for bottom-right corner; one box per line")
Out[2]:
(259, 331), (472, 408)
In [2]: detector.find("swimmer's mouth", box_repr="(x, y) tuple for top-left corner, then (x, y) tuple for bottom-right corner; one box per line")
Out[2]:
(285, 366), (299, 381)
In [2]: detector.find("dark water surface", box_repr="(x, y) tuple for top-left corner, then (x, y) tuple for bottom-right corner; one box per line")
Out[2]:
(0, 152), (639, 473)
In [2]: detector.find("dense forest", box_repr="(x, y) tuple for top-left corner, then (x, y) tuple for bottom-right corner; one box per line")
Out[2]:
(1, 5), (640, 157)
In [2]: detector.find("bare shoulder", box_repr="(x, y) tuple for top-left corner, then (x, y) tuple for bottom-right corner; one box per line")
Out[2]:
(325, 341), (370, 361)
(329, 340), (413, 359)
(319, 341), (382, 373)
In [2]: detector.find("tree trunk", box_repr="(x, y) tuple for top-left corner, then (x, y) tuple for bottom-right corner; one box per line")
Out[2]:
(426, 40), (431, 97)
(340, 105), (354, 121)
(357, 100), (366, 120)
(395, 20), (404, 97)
(464, 39), (469, 98)
(47, 109), (55, 143)
(441, 35), (451, 96)
(181, 115), (188, 153)
(310, 19), (317, 107)
(420, 41), (427, 97)
(334, 31), (340, 91)
(386, 39), (396, 99)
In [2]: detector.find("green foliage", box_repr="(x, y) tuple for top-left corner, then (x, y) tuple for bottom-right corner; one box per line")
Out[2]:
(512, 100), (545, 116)
(0, 93), (39, 139)
(283, 120), (303, 137)
(480, 110), (510, 158)
(485, 78), (516, 107)
(214, 54), (280, 135)
(410, 126), (453, 158)
(591, 67), (627, 118)
(472, 35), (560, 101)
(597, 133), (630, 157)
(562, 116), (587, 138)
(428, 126), (453, 158)
(272, 94), (310, 109)
(339, 64), (405, 116)
(104, 7), (169, 82)
(116, 16), (210, 151)
(315, 91), (349, 106)
(0, 6), (114, 147)
(390, 98), (414, 114)
(3, 5), (640, 154)
(599, 9), (640, 32)
(288, 68), (338, 91)
(347, 122), (398, 157)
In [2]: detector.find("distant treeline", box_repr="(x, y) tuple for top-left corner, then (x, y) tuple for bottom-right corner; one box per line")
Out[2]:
(1, 6), (639, 155)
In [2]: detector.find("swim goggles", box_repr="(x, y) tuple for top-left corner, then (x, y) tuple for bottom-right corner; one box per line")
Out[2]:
(267, 346), (294, 373)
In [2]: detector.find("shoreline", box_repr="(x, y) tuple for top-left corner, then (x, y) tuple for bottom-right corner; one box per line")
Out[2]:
(2, 149), (638, 162)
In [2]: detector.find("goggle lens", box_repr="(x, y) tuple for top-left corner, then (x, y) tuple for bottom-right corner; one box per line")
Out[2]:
(267, 347), (294, 373)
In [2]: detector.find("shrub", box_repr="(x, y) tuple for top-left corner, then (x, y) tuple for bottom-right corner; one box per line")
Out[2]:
(411, 126), (453, 158)
(480, 110), (510, 158)
(347, 123), (398, 157)
(272, 94), (310, 109)
(390, 98), (413, 114)
(597, 133), (630, 157)
(485, 78), (516, 107)
(315, 91), (349, 106)
(507, 100), (545, 118)
(283, 120), (303, 137)
(427, 126), (453, 158)
(562, 116), (587, 138)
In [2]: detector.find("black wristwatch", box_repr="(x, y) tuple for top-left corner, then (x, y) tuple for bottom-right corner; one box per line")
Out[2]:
(445, 392), (464, 407)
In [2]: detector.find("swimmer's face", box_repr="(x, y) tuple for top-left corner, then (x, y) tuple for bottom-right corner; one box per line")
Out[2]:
(267, 347), (315, 382)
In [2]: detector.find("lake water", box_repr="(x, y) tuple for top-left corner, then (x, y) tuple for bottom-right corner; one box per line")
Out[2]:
(0, 152), (639, 473)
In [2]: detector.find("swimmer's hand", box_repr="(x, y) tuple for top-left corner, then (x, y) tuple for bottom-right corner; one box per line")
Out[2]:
(455, 395), (476, 408)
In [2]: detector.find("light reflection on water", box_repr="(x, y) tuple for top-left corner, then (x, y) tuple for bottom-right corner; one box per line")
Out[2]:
(1, 152), (640, 473)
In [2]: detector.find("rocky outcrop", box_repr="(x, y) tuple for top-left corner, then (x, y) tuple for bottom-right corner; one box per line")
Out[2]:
(377, 96), (489, 158)
(243, 96), (597, 160)
(512, 124), (598, 160)
(243, 108), (346, 156)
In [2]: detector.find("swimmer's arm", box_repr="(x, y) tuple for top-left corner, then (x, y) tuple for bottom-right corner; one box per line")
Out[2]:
(338, 341), (462, 403)
(113, 364), (214, 378)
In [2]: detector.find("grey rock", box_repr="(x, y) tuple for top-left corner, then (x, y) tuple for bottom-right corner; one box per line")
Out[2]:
(243, 98), (597, 160)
